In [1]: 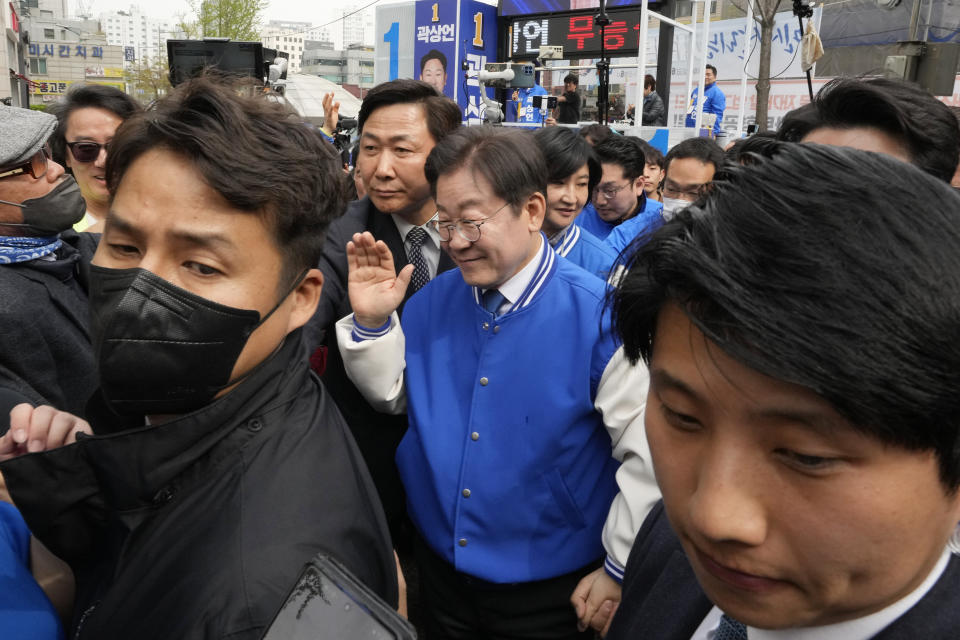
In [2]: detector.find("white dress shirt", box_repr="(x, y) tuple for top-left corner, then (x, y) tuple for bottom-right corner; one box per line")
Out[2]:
(480, 235), (544, 315)
(392, 215), (442, 280)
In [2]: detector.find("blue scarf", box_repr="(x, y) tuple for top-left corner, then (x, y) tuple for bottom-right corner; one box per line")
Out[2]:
(0, 235), (62, 264)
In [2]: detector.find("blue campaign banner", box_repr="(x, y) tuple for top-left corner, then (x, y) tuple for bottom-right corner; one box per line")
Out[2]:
(414, 0), (458, 99)
(457, 0), (498, 124)
(414, 0), (499, 124)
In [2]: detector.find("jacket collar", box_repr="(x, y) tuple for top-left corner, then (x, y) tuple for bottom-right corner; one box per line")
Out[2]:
(83, 329), (312, 510)
(470, 232), (558, 315)
(553, 224), (581, 258)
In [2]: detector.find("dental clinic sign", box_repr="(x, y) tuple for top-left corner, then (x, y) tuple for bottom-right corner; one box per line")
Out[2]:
(28, 43), (105, 59)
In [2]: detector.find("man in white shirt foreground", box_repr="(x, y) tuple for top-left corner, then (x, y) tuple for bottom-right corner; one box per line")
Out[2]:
(605, 141), (960, 640)
(336, 126), (659, 638)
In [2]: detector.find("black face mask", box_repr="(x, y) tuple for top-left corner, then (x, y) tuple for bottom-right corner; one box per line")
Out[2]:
(88, 265), (301, 416)
(0, 177), (86, 236)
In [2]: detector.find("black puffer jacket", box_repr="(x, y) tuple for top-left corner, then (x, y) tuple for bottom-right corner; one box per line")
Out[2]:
(1, 330), (397, 639)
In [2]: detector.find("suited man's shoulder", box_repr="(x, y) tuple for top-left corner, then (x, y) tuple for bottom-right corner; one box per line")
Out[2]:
(327, 197), (377, 243)
(606, 502), (713, 640)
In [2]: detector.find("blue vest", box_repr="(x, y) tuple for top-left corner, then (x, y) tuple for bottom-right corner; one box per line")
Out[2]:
(514, 84), (549, 124)
(553, 224), (619, 282)
(398, 245), (620, 583)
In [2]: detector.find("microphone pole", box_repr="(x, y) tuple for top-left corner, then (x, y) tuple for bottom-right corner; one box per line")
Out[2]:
(595, 0), (611, 125)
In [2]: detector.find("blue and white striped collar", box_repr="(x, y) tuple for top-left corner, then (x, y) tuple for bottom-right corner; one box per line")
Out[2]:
(472, 232), (557, 315)
(551, 224), (580, 258)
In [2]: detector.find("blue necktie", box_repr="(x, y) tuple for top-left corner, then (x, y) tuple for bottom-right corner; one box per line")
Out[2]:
(482, 289), (506, 317)
(406, 226), (430, 293)
(715, 614), (748, 640)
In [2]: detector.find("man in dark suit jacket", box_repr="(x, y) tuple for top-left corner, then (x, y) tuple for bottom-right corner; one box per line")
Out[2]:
(306, 79), (461, 540)
(603, 142), (960, 639)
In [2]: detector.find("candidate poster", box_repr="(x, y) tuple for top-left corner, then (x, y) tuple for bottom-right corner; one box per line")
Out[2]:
(458, 0), (498, 124)
(414, 0), (498, 123)
(414, 0), (458, 98)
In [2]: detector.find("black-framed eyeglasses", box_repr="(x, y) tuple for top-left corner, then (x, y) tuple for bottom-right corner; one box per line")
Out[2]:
(0, 147), (50, 181)
(593, 180), (632, 200)
(431, 201), (512, 243)
(66, 140), (109, 163)
(662, 182), (708, 200)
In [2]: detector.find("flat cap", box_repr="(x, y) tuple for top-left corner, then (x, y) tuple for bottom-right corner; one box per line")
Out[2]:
(0, 106), (56, 167)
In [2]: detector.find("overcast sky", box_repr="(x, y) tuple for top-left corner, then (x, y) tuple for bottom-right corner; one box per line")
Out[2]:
(82, 0), (375, 26)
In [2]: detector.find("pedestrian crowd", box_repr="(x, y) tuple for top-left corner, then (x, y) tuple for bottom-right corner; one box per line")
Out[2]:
(1, 67), (960, 640)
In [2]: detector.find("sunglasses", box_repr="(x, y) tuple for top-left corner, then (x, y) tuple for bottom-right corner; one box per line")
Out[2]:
(0, 147), (50, 181)
(66, 140), (109, 163)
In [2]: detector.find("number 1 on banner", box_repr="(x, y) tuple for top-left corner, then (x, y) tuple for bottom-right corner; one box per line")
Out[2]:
(473, 12), (483, 47)
(383, 21), (399, 80)
(432, 3), (439, 22)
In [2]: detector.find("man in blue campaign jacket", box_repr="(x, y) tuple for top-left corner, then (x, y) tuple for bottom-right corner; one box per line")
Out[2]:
(336, 127), (659, 639)
(573, 135), (662, 242)
(604, 137), (724, 256)
(685, 64), (726, 138)
(512, 83), (549, 125)
(532, 127), (617, 282)
(605, 144), (960, 639)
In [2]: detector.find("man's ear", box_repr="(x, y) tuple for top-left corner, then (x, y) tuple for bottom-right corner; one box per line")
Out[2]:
(286, 268), (324, 333)
(633, 175), (646, 196)
(524, 191), (546, 233)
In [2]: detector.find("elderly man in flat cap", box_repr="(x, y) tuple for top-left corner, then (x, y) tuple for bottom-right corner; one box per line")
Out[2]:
(0, 106), (95, 433)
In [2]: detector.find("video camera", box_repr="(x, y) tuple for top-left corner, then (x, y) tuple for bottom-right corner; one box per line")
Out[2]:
(333, 115), (358, 166)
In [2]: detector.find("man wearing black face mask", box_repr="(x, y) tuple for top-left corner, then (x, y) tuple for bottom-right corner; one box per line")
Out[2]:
(0, 79), (397, 639)
(0, 106), (94, 432)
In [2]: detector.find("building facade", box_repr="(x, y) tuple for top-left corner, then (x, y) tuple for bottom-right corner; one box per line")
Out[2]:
(100, 5), (182, 66)
(261, 21), (333, 74)
(3, 1), (26, 106)
(21, 14), (124, 107)
(301, 42), (374, 89)
(261, 4), (375, 74)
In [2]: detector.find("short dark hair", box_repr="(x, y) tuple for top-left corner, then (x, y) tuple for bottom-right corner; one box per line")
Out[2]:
(420, 49), (447, 73)
(664, 137), (724, 176)
(724, 130), (781, 164)
(777, 76), (960, 183)
(613, 142), (960, 489)
(49, 83), (142, 167)
(645, 144), (665, 168)
(644, 74), (656, 91)
(563, 73), (579, 86)
(579, 123), (612, 145)
(593, 135), (651, 181)
(532, 126), (600, 199)
(706, 64), (717, 76)
(106, 75), (346, 288)
(358, 79), (461, 146)
(424, 127), (547, 210)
